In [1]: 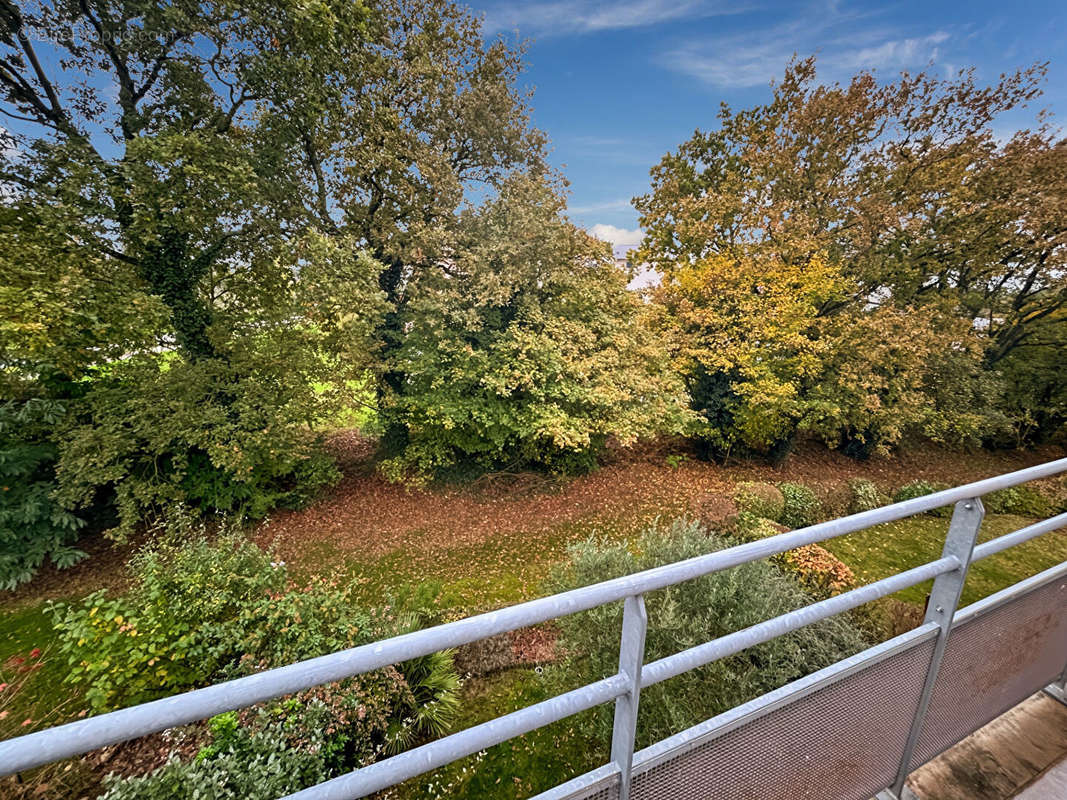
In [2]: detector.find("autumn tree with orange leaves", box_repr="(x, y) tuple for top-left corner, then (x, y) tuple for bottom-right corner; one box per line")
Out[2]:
(637, 58), (1064, 458)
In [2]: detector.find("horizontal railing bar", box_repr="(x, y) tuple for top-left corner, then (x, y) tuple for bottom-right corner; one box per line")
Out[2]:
(527, 763), (622, 800)
(2, 458), (1065, 775)
(641, 556), (959, 688)
(952, 559), (1067, 627)
(280, 674), (629, 800)
(972, 512), (1067, 562)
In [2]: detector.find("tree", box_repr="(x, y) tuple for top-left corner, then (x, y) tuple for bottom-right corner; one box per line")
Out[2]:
(1, 0), (387, 538)
(652, 251), (843, 458)
(1, 0), (381, 361)
(325, 0), (548, 416)
(636, 58), (1065, 448)
(380, 173), (690, 479)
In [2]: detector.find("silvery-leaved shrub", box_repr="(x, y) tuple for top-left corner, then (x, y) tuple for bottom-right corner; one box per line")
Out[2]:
(545, 519), (868, 748)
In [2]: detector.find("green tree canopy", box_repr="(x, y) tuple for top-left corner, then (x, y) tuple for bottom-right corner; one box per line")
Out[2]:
(381, 173), (690, 479)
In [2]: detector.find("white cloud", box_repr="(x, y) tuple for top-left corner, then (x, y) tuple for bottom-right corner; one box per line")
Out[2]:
(588, 223), (645, 248)
(570, 198), (634, 214)
(587, 224), (659, 290)
(827, 31), (949, 73)
(659, 4), (953, 89)
(482, 0), (740, 37)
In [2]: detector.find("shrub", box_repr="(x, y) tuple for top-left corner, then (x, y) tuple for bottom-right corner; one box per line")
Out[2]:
(848, 479), (884, 513)
(546, 520), (867, 747)
(893, 480), (952, 517)
(378, 176), (690, 482)
(98, 712), (332, 800)
(983, 486), (1053, 517)
(814, 481), (852, 519)
(732, 511), (784, 542)
(778, 482), (822, 528)
(51, 514), (461, 752)
(733, 482), (785, 521)
(54, 355), (342, 539)
(730, 514), (854, 599)
(777, 545), (855, 600)
(51, 516), (286, 709)
(0, 399), (86, 589)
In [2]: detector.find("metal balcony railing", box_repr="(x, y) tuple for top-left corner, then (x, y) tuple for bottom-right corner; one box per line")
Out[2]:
(2, 458), (1067, 800)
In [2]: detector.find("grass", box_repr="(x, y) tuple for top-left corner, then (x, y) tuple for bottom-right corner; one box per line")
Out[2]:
(823, 512), (1067, 607)
(383, 669), (604, 800)
(0, 603), (98, 799)
(287, 511), (671, 612)
(0, 603), (77, 730)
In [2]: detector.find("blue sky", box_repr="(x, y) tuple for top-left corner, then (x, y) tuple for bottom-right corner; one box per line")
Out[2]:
(468, 0), (1067, 248)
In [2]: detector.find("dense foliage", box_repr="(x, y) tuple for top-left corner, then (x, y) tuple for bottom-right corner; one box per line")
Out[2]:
(778, 482), (822, 529)
(983, 486), (1053, 517)
(0, 0), (687, 581)
(99, 712), (334, 800)
(546, 520), (867, 747)
(733, 481), (785, 521)
(848, 479), (885, 513)
(637, 59), (1065, 457)
(1, 1), (1063, 590)
(380, 175), (689, 479)
(50, 516), (460, 747)
(892, 480), (953, 517)
(0, 0), (390, 561)
(0, 399), (85, 588)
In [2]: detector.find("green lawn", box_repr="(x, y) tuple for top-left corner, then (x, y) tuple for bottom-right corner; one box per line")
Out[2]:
(823, 512), (1067, 607)
(290, 510), (672, 613)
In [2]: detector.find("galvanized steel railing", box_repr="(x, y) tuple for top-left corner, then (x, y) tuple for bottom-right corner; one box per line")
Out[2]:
(2, 458), (1067, 800)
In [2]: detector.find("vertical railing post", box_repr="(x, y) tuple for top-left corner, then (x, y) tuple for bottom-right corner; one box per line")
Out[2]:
(1045, 661), (1067, 706)
(886, 497), (985, 799)
(611, 594), (648, 800)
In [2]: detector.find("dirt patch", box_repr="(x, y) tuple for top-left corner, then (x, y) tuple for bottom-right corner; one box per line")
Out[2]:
(1, 531), (143, 612)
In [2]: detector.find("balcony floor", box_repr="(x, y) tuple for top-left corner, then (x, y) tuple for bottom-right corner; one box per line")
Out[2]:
(905, 689), (1067, 800)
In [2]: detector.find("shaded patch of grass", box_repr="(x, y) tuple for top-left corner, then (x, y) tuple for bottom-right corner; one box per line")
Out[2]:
(382, 668), (603, 800)
(824, 513), (1067, 607)
(0, 603), (78, 728)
